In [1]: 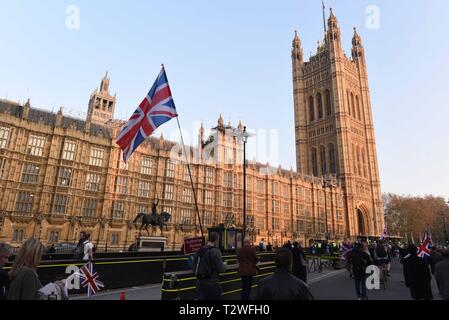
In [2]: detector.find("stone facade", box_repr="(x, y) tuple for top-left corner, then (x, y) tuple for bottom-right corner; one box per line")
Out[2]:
(0, 10), (383, 249)
(292, 9), (384, 239)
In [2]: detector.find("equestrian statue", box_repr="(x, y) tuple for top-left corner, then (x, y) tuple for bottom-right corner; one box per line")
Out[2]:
(133, 199), (172, 237)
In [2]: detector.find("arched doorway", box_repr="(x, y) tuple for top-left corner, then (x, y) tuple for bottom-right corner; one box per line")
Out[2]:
(357, 209), (366, 236)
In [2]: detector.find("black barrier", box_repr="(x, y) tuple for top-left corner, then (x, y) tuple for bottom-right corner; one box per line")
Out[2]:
(161, 261), (276, 300)
(2, 251), (277, 295)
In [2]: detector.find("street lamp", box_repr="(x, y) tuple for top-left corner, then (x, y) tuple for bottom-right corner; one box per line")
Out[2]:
(231, 126), (255, 246)
(323, 179), (329, 242)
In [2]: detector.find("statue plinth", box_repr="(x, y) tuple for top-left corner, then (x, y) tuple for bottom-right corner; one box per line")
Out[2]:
(137, 236), (167, 252)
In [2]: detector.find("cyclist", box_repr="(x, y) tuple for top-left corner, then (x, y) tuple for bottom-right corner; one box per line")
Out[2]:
(375, 241), (390, 289)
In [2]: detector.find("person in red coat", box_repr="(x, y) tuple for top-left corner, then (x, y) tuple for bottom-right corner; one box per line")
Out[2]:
(237, 238), (259, 300)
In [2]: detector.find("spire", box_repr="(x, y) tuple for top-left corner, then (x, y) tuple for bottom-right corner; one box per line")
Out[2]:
(100, 71), (110, 93)
(292, 30), (304, 63)
(328, 7), (338, 28)
(322, 0), (327, 35)
(352, 27), (362, 47)
(218, 114), (224, 127)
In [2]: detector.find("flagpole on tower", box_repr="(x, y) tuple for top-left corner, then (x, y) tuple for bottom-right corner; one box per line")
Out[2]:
(162, 64), (204, 239)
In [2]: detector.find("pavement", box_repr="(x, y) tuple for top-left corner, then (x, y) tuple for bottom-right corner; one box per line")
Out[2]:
(70, 259), (443, 300)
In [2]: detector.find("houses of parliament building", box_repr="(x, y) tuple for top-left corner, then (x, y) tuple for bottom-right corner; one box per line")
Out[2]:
(0, 10), (384, 249)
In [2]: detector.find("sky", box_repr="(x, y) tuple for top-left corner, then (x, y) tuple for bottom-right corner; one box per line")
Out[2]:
(0, 0), (448, 198)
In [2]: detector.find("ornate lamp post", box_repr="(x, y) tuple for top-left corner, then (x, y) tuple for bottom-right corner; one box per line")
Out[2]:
(231, 126), (255, 246)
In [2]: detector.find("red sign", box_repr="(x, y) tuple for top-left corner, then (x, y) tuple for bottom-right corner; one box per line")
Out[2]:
(183, 237), (205, 255)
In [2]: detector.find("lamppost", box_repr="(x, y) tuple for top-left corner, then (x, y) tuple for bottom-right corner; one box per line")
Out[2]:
(231, 126), (255, 246)
(323, 179), (329, 242)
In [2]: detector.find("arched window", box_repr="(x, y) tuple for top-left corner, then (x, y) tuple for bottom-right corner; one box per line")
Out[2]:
(329, 143), (337, 174)
(353, 144), (358, 175)
(320, 146), (327, 175)
(309, 96), (315, 122)
(351, 93), (356, 118)
(356, 146), (362, 177)
(311, 148), (318, 177)
(317, 93), (323, 119)
(356, 96), (362, 121)
(325, 90), (332, 116)
(362, 148), (368, 178)
(347, 91), (351, 116)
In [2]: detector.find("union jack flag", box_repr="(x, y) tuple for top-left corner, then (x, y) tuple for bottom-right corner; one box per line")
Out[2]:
(79, 262), (105, 297)
(117, 66), (178, 162)
(417, 231), (432, 259)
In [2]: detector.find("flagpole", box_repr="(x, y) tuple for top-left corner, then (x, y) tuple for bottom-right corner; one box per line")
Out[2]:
(175, 116), (204, 239)
(162, 64), (204, 239)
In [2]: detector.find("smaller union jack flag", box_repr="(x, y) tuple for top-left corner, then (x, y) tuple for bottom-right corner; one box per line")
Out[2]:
(79, 262), (104, 297)
(117, 66), (177, 163)
(417, 231), (432, 259)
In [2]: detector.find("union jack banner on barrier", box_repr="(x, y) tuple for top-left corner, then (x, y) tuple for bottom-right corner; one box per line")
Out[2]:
(117, 66), (178, 162)
(79, 262), (104, 297)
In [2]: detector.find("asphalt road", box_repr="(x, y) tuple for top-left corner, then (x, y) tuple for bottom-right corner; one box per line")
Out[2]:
(71, 259), (442, 301)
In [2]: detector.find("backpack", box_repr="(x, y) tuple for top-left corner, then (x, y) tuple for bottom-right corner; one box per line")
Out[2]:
(193, 246), (214, 280)
(376, 245), (387, 259)
(73, 240), (87, 260)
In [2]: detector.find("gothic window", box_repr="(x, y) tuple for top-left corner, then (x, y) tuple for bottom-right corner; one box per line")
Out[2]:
(329, 143), (337, 175)
(362, 148), (368, 178)
(0, 126), (11, 149)
(356, 146), (362, 177)
(353, 145), (358, 175)
(317, 93), (323, 119)
(351, 93), (356, 118)
(320, 145), (327, 176)
(27, 134), (46, 157)
(311, 148), (318, 177)
(89, 147), (104, 167)
(57, 167), (72, 187)
(347, 91), (351, 116)
(112, 201), (125, 219)
(15, 192), (33, 213)
(53, 195), (68, 214)
(21, 164), (40, 184)
(355, 96), (361, 121)
(82, 198), (97, 217)
(62, 139), (77, 161)
(86, 173), (101, 191)
(138, 181), (151, 198)
(325, 90), (332, 116)
(141, 157), (153, 175)
(309, 96), (315, 122)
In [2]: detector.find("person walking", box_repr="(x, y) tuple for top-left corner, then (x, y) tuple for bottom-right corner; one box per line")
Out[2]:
(348, 242), (371, 300)
(434, 250), (449, 300)
(82, 233), (94, 261)
(402, 244), (433, 300)
(256, 248), (313, 300)
(237, 238), (259, 300)
(7, 238), (44, 300)
(192, 232), (227, 300)
(0, 243), (13, 300)
(291, 242), (308, 283)
(73, 231), (86, 260)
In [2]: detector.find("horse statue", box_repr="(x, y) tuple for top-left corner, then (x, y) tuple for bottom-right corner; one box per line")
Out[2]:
(133, 212), (172, 237)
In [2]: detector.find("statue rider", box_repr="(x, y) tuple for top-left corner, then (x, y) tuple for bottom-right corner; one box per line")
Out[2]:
(151, 199), (159, 217)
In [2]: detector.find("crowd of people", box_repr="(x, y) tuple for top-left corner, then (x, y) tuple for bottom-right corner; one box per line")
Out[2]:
(1, 232), (448, 301)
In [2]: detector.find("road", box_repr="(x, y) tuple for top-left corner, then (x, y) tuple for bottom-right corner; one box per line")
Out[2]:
(70, 259), (442, 300)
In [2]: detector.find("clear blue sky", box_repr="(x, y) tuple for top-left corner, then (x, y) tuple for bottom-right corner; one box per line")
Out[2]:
(0, 0), (448, 198)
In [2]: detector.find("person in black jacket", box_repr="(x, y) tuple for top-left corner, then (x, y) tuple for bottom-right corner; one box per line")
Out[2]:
(348, 242), (371, 300)
(291, 242), (308, 283)
(402, 244), (433, 300)
(0, 243), (13, 300)
(256, 248), (313, 300)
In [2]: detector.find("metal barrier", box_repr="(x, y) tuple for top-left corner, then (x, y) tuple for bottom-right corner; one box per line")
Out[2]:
(161, 261), (276, 300)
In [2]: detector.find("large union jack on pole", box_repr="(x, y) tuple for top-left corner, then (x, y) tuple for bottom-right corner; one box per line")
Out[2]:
(117, 65), (178, 163)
